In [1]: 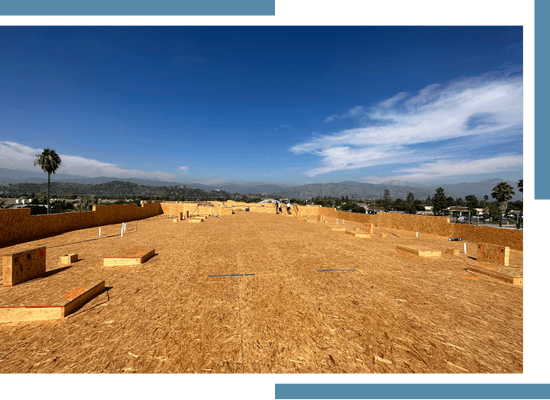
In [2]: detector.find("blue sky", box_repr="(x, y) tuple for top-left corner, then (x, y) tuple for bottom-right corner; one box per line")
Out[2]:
(0, 26), (523, 186)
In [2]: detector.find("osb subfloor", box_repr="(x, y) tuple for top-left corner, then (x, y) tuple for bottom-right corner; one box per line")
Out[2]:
(0, 212), (522, 373)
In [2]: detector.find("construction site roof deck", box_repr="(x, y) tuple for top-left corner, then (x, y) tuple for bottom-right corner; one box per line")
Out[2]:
(0, 210), (522, 373)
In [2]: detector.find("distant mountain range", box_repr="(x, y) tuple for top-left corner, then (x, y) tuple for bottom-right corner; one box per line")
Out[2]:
(0, 168), (183, 187)
(0, 168), (522, 201)
(236, 178), (521, 202)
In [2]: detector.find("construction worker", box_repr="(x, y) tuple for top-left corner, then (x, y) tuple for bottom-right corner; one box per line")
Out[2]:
(276, 200), (280, 214)
(286, 202), (291, 214)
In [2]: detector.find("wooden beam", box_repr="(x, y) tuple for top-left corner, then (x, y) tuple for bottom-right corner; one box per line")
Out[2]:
(0, 281), (105, 323)
(326, 226), (345, 232)
(102, 249), (155, 267)
(64, 281), (106, 316)
(396, 245), (441, 258)
(60, 254), (78, 265)
(466, 265), (522, 286)
(345, 230), (372, 238)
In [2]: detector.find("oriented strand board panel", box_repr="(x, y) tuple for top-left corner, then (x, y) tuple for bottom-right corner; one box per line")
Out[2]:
(0, 280), (105, 323)
(102, 249), (155, 267)
(345, 230), (372, 238)
(364, 223), (374, 234)
(2, 246), (46, 287)
(396, 245), (441, 258)
(466, 265), (522, 286)
(477, 243), (510, 266)
(60, 253), (78, 264)
(325, 226), (346, 232)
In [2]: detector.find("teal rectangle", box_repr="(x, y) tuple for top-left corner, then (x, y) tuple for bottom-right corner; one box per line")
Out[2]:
(0, 0), (275, 15)
(536, 0), (550, 198)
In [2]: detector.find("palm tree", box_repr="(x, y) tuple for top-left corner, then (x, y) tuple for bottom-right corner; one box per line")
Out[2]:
(517, 179), (523, 229)
(518, 178), (525, 228)
(491, 182), (515, 228)
(34, 148), (62, 214)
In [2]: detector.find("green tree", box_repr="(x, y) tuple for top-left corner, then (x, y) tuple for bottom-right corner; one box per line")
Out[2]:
(432, 187), (448, 216)
(406, 192), (416, 214)
(491, 182), (515, 227)
(487, 203), (500, 222)
(350, 202), (366, 213)
(465, 194), (478, 224)
(61, 192), (77, 200)
(34, 148), (62, 214)
(382, 189), (391, 211)
(74, 195), (95, 212)
(37, 190), (48, 207)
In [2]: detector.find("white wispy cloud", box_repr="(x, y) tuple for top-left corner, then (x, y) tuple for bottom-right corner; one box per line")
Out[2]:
(0, 141), (176, 181)
(363, 154), (523, 184)
(179, 166), (189, 173)
(292, 73), (523, 179)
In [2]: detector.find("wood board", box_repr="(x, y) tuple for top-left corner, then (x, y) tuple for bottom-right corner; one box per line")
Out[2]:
(102, 249), (155, 267)
(345, 230), (372, 238)
(0, 213), (522, 374)
(2, 246), (46, 287)
(60, 253), (78, 264)
(466, 265), (522, 287)
(396, 245), (441, 258)
(477, 243), (510, 266)
(0, 261), (107, 323)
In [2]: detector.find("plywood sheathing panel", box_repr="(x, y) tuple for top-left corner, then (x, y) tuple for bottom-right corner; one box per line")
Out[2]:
(102, 249), (155, 267)
(294, 205), (522, 251)
(0, 213), (522, 373)
(477, 243), (510, 266)
(2, 247), (46, 287)
(60, 254), (78, 265)
(0, 281), (105, 323)
(395, 245), (441, 258)
(345, 230), (372, 238)
(325, 225), (346, 232)
(466, 265), (522, 286)
(0, 203), (162, 248)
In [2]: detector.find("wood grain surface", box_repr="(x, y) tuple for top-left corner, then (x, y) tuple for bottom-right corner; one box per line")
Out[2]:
(0, 212), (522, 373)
